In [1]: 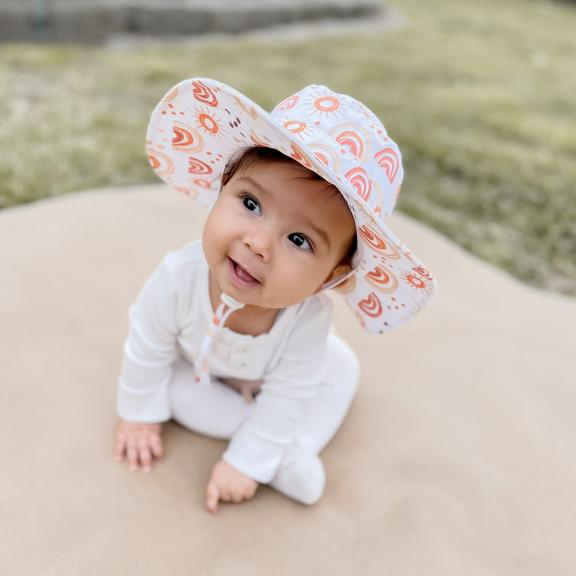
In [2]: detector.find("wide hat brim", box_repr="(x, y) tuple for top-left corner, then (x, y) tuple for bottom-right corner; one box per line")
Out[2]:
(146, 78), (437, 333)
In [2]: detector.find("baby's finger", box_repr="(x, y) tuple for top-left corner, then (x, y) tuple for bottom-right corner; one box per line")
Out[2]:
(114, 429), (127, 461)
(114, 442), (125, 462)
(149, 434), (163, 459)
(241, 388), (254, 405)
(126, 437), (140, 470)
(206, 482), (220, 513)
(138, 441), (153, 472)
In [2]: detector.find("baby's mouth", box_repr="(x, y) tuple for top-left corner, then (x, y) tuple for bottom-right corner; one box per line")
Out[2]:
(229, 257), (261, 285)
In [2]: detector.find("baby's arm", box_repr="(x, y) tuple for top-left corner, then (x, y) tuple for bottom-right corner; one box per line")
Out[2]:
(115, 420), (163, 472)
(115, 252), (183, 469)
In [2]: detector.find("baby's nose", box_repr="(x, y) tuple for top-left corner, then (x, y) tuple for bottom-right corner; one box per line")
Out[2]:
(244, 230), (272, 262)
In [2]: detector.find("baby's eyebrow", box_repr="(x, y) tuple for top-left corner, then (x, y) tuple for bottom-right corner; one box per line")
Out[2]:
(237, 176), (270, 197)
(306, 220), (331, 250)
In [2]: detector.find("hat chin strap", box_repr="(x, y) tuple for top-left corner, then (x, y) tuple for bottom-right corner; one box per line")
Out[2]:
(319, 267), (356, 292)
(194, 292), (245, 386)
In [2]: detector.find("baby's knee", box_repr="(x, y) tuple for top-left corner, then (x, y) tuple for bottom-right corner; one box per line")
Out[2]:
(269, 447), (326, 506)
(328, 334), (360, 396)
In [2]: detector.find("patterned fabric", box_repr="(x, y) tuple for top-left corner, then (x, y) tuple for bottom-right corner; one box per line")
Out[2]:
(146, 78), (437, 334)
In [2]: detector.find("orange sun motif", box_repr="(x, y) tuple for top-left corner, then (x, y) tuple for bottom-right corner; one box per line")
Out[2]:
(301, 93), (345, 120)
(282, 120), (315, 140)
(314, 96), (340, 113)
(401, 270), (433, 294)
(194, 110), (223, 138)
(406, 275), (426, 289)
(283, 120), (307, 134)
(411, 266), (433, 281)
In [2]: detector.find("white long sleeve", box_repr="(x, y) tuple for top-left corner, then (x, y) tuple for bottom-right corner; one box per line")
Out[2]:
(116, 254), (181, 423)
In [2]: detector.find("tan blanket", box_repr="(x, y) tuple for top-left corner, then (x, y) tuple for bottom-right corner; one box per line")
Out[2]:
(1, 185), (575, 575)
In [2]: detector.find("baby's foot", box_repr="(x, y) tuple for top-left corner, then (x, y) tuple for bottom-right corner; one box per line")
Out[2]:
(269, 445), (325, 505)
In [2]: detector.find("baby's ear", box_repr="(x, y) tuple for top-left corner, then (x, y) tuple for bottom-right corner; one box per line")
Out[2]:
(317, 262), (353, 293)
(328, 263), (352, 281)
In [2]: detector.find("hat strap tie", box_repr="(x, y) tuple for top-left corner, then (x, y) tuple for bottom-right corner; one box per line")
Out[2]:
(320, 267), (356, 291)
(194, 293), (245, 386)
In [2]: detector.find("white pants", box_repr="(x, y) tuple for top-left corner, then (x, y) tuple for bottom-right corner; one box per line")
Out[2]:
(169, 333), (360, 505)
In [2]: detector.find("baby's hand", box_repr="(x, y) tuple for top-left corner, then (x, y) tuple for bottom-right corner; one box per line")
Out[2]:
(218, 377), (263, 404)
(206, 459), (258, 513)
(114, 419), (163, 472)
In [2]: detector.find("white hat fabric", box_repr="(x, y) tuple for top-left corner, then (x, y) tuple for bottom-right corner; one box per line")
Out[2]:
(146, 78), (437, 334)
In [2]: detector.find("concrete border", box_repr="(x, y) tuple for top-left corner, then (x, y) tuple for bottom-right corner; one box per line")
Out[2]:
(0, 1), (382, 43)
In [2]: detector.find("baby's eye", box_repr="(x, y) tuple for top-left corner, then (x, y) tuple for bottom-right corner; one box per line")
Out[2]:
(288, 233), (313, 252)
(241, 195), (261, 215)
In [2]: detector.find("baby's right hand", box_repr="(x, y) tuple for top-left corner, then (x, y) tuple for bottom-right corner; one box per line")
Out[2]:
(115, 419), (163, 472)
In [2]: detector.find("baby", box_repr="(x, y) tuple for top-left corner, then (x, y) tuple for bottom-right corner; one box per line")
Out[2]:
(114, 79), (437, 512)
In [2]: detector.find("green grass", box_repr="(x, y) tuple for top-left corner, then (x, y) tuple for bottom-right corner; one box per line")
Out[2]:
(1, 0), (575, 296)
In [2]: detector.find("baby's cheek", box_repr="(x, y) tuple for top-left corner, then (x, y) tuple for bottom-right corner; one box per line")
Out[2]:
(203, 221), (225, 264)
(268, 271), (321, 306)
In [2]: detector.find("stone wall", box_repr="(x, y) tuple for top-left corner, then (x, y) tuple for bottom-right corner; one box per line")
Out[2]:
(0, 0), (382, 43)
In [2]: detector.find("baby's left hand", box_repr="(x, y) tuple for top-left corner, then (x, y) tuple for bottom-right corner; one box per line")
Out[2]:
(206, 459), (258, 513)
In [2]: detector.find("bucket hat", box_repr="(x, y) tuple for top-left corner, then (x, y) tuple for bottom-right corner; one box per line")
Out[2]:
(146, 78), (437, 335)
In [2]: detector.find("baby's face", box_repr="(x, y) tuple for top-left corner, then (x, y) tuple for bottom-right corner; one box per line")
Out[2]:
(202, 159), (356, 310)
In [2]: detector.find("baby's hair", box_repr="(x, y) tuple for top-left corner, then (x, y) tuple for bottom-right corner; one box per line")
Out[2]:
(221, 146), (357, 265)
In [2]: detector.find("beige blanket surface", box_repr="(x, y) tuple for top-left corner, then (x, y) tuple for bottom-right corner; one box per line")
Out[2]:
(1, 185), (575, 575)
